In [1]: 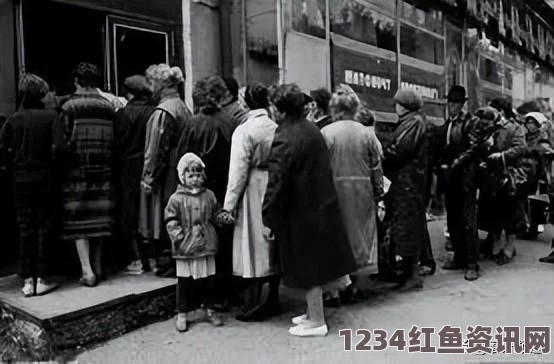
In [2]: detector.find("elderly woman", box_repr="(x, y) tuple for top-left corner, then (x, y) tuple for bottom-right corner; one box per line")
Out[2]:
(262, 83), (357, 337)
(320, 86), (384, 299)
(177, 75), (235, 309)
(223, 83), (280, 321)
(140, 64), (191, 276)
(0, 74), (59, 296)
(53, 63), (117, 287)
(479, 98), (527, 265)
(382, 89), (429, 291)
(114, 75), (156, 274)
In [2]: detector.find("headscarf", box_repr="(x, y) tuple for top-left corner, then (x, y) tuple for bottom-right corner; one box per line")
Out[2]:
(177, 153), (206, 185)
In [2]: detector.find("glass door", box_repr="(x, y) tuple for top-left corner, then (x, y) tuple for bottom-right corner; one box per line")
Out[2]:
(107, 16), (172, 96)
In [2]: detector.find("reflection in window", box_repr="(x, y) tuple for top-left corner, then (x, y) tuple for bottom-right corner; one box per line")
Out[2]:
(290, 0), (326, 38)
(400, 25), (444, 65)
(445, 23), (463, 88)
(330, 0), (396, 52)
(401, 0), (443, 34)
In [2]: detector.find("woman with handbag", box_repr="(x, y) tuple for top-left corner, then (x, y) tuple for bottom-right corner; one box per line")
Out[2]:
(478, 98), (528, 265)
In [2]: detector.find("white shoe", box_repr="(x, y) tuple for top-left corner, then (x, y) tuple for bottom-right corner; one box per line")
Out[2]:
(444, 227), (450, 239)
(291, 314), (307, 325)
(288, 324), (328, 337)
(538, 225), (545, 233)
(22, 278), (35, 297)
(175, 313), (188, 332)
(35, 278), (58, 296)
(123, 260), (144, 275)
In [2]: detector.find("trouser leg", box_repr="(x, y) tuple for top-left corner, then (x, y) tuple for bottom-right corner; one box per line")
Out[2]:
(16, 207), (37, 279)
(447, 185), (467, 266)
(464, 187), (480, 267)
(177, 277), (198, 313)
(35, 200), (53, 278)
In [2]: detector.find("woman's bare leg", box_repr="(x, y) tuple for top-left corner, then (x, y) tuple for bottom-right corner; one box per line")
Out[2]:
(305, 286), (325, 328)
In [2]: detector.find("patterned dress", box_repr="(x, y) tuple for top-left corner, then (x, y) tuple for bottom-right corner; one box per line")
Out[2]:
(54, 92), (116, 241)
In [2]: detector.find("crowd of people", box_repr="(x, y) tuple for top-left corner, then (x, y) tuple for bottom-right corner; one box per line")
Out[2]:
(1, 61), (554, 338)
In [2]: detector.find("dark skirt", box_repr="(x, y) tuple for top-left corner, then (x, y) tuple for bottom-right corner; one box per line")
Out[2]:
(478, 189), (526, 234)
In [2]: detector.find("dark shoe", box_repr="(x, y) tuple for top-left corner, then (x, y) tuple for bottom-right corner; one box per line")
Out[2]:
(339, 286), (357, 304)
(496, 252), (513, 266)
(442, 260), (464, 271)
(444, 240), (454, 252)
(464, 266), (480, 281)
(206, 308), (223, 326)
(155, 267), (176, 278)
(539, 251), (554, 264)
(392, 278), (423, 291)
(236, 302), (281, 322)
(212, 299), (231, 312)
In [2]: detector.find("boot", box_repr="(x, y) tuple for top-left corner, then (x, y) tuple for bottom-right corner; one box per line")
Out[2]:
(393, 257), (423, 291)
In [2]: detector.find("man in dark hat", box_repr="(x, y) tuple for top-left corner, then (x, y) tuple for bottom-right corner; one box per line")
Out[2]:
(441, 85), (481, 281)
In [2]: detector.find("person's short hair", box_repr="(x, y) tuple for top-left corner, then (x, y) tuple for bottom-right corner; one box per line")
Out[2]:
(193, 76), (233, 115)
(271, 83), (311, 117)
(73, 62), (100, 88)
(123, 75), (152, 98)
(355, 104), (376, 126)
(310, 88), (332, 114)
(19, 73), (50, 101)
(330, 85), (360, 121)
(489, 97), (514, 119)
(245, 83), (270, 110)
(223, 77), (240, 102)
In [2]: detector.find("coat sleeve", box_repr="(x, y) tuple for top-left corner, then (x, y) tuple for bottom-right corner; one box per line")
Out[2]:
(503, 124), (528, 164)
(262, 130), (294, 229)
(223, 125), (252, 212)
(142, 110), (176, 186)
(383, 119), (426, 171)
(367, 130), (385, 200)
(164, 195), (185, 246)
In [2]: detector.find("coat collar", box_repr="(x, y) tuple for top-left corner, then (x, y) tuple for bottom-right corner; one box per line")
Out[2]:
(248, 108), (269, 119)
(175, 184), (206, 196)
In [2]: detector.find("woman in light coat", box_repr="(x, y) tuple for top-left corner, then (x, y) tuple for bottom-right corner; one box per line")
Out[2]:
(321, 86), (384, 299)
(223, 84), (280, 321)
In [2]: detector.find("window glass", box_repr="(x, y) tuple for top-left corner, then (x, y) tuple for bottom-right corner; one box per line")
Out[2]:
(504, 67), (513, 90)
(445, 22), (463, 88)
(290, 0), (326, 38)
(330, 0), (396, 52)
(401, 0), (443, 34)
(247, 0), (279, 84)
(479, 57), (502, 86)
(400, 24), (444, 65)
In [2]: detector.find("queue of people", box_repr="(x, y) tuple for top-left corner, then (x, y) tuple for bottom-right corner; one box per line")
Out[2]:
(1, 61), (554, 338)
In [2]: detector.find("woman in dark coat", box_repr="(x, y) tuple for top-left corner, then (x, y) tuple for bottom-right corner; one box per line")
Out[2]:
(382, 89), (429, 291)
(262, 83), (357, 337)
(114, 75), (156, 273)
(176, 76), (235, 309)
(0, 74), (59, 296)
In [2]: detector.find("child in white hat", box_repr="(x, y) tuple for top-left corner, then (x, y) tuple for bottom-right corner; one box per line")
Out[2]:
(165, 153), (234, 332)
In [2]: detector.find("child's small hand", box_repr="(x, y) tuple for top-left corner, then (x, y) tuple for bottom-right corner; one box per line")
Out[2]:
(215, 210), (235, 226)
(263, 226), (275, 242)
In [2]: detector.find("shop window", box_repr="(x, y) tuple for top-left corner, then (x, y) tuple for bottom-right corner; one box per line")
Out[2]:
(479, 57), (502, 86)
(400, 25), (444, 65)
(401, 0), (443, 34)
(445, 22), (463, 88)
(330, 0), (396, 52)
(289, 0), (326, 38)
(504, 66), (513, 90)
(246, 0), (279, 85)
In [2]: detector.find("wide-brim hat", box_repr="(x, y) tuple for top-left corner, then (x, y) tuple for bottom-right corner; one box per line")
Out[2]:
(447, 85), (468, 103)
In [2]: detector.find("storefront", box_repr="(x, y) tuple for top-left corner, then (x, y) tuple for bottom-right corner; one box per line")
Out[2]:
(0, 0), (184, 115)
(277, 0), (554, 124)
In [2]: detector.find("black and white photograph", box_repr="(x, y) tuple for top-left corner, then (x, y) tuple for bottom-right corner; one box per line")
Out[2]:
(0, 0), (553, 363)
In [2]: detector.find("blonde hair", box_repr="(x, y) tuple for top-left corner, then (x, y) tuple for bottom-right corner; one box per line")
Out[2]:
(146, 64), (184, 89)
(330, 84), (360, 121)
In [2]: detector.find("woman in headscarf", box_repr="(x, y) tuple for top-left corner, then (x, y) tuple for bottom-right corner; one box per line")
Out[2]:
(176, 75), (235, 310)
(382, 89), (429, 291)
(114, 75), (156, 274)
(320, 85), (384, 301)
(262, 83), (356, 337)
(478, 97), (527, 265)
(223, 83), (280, 321)
(0, 74), (59, 296)
(53, 63), (117, 287)
(140, 64), (191, 276)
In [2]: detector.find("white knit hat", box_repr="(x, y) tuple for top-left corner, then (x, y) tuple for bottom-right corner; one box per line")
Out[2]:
(177, 153), (205, 185)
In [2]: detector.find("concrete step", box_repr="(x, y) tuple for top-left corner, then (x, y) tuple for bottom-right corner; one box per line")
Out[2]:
(0, 273), (175, 361)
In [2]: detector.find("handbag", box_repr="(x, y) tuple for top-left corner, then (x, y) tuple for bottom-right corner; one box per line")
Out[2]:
(501, 153), (527, 197)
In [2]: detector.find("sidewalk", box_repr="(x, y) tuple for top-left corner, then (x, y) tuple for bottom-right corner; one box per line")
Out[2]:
(74, 220), (554, 364)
